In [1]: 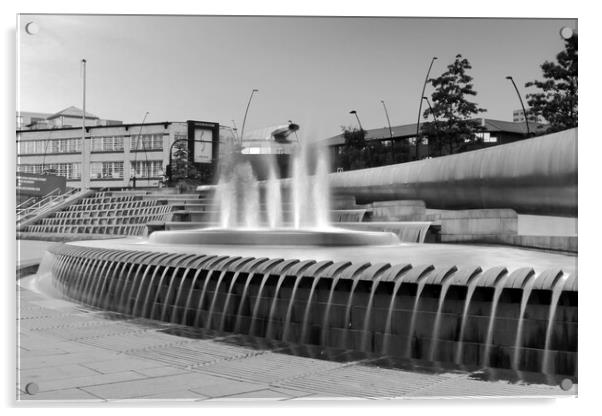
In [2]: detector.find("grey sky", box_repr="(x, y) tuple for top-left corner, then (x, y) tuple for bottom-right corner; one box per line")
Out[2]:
(17, 15), (576, 140)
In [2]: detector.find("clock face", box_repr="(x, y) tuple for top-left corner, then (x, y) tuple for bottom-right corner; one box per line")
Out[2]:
(560, 27), (574, 40)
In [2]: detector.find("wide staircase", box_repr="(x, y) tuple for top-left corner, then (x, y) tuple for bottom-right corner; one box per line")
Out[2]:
(18, 190), (180, 240)
(17, 188), (434, 244)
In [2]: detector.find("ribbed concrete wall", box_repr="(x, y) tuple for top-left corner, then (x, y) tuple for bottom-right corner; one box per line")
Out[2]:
(329, 129), (577, 216)
(43, 243), (577, 376)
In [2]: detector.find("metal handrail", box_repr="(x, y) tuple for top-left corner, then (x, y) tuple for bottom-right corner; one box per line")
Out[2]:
(16, 188), (61, 216)
(16, 187), (81, 223)
(16, 196), (37, 211)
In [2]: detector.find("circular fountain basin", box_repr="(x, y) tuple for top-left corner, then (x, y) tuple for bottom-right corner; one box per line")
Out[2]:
(147, 227), (401, 246)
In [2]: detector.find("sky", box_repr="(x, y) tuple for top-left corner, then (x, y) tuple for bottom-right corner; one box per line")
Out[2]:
(17, 15), (576, 140)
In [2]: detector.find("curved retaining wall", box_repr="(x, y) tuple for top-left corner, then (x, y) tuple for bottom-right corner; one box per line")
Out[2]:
(43, 244), (577, 377)
(329, 129), (577, 216)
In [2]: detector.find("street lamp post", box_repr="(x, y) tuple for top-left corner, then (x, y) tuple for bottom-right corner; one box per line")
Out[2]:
(240, 89), (259, 145)
(231, 119), (239, 142)
(349, 110), (363, 131)
(415, 56), (437, 160)
(380, 100), (394, 139)
(506, 76), (531, 137)
(422, 96), (440, 156)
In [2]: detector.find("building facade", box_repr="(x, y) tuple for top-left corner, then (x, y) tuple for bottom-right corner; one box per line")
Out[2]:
(512, 108), (544, 124)
(17, 119), (225, 189)
(17, 106), (123, 130)
(323, 118), (549, 172)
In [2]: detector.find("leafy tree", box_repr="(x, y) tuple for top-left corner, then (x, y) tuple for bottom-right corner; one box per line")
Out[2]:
(422, 54), (486, 155)
(525, 34), (577, 132)
(170, 140), (205, 188)
(339, 127), (367, 170)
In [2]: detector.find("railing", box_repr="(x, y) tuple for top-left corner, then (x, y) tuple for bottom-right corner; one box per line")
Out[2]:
(16, 188), (61, 217)
(16, 187), (84, 225)
(16, 196), (38, 212)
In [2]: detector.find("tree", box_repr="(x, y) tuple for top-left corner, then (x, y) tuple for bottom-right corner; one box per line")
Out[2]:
(339, 127), (367, 170)
(525, 34), (577, 132)
(170, 140), (205, 188)
(422, 54), (486, 156)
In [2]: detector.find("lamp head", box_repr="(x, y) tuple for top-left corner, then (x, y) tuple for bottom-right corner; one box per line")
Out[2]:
(349, 110), (357, 114)
(505, 76), (513, 80)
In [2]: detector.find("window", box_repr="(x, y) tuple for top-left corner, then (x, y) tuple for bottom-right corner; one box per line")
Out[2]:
(92, 136), (124, 152)
(90, 161), (124, 179)
(476, 132), (498, 143)
(17, 138), (81, 155)
(130, 160), (163, 178)
(130, 134), (164, 151)
(17, 163), (81, 180)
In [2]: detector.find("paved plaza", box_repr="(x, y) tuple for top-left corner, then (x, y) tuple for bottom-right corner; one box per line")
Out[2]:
(17, 281), (576, 401)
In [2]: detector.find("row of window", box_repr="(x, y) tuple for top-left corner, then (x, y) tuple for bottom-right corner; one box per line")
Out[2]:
(17, 160), (164, 180)
(18, 138), (82, 155)
(17, 134), (166, 155)
(18, 163), (81, 180)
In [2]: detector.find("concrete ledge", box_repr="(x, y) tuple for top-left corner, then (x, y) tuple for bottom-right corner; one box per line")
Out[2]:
(17, 232), (128, 242)
(16, 260), (39, 280)
(498, 234), (578, 253)
(440, 233), (577, 253)
(370, 200), (426, 221)
(440, 209), (518, 236)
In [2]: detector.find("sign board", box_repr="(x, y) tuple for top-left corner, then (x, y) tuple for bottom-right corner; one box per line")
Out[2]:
(193, 129), (213, 163)
(16, 172), (67, 197)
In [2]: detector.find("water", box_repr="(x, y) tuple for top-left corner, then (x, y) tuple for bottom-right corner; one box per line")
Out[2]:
(248, 273), (272, 336)
(455, 280), (479, 364)
(483, 274), (509, 367)
(193, 268), (221, 327)
(512, 274), (538, 370)
(541, 274), (568, 374)
(213, 139), (332, 229)
(282, 274), (303, 342)
(266, 158), (283, 228)
(405, 280), (427, 358)
(320, 276), (341, 348)
(233, 272), (257, 333)
(265, 273), (291, 339)
(428, 273), (456, 362)
(359, 265), (391, 351)
(381, 267), (412, 355)
(299, 276), (323, 343)
(205, 269), (230, 329)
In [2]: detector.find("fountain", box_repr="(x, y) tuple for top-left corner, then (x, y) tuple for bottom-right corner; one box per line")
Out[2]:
(26, 127), (578, 383)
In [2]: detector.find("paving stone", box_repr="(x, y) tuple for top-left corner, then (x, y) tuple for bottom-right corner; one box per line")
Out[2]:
(27, 371), (146, 394)
(189, 379), (269, 398)
(20, 387), (104, 401)
(131, 365), (190, 378)
(17, 284), (576, 401)
(122, 390), (208, 401)
(18, 350), (120, 370)
(208, 389), (290, 400)
(19, 363), (101, 384)
(80, 371), (228, 400)
(81, 356), (165, 374)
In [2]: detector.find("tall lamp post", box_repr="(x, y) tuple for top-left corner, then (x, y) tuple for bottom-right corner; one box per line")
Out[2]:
(231, 119), (239, 142)
(240, 89), (259, 145)
(349, 110), (363, 131)
(422, 96), (440, 156)
(380, 100), (394, 139)
(505, 76), (531, 137)
(415, 56), (437, 160)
